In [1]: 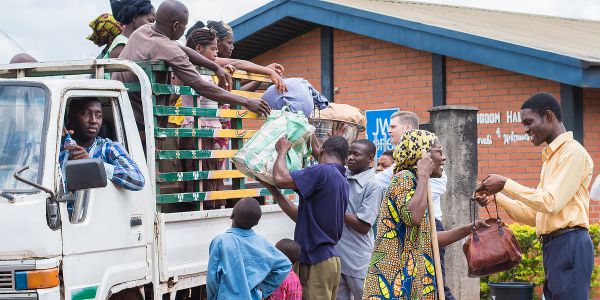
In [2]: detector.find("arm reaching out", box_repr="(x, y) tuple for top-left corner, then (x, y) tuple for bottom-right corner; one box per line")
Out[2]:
(260, 180), (298, 222)
(272, 137), (297, 189)
(240, 63), (285, 92)
(437, 218), (490, 247)
(216, 57), (287, 93)
(179, 44), (232, 91)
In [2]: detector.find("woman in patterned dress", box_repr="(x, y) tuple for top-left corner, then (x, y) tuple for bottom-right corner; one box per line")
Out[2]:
(363, 130), (488, 300)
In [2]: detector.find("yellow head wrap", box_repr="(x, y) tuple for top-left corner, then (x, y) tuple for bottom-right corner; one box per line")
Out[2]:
(87, 13), (123, 47)
(393, 129), (438, 174)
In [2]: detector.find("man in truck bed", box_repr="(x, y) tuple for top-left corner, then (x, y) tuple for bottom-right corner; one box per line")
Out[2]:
(112, 0), (271, 131)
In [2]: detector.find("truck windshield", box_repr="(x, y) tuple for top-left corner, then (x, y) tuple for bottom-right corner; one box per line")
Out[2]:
(0, 85), (46, 191)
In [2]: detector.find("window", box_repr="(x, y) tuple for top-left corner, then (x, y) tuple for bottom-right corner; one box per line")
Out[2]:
(0, 84), (47, 191)
(62, 96), (123, 223)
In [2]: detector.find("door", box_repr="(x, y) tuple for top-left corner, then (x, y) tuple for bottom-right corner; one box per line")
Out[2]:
(59, 90), (153, 300)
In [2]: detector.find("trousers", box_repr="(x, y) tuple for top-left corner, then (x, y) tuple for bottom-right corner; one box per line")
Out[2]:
(542, 228), (593, 300)
(335, 274), (363, 299)
(296, 256), (341, 300)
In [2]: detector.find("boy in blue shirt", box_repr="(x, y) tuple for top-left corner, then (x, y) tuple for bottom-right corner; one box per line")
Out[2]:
(262, 136), (350, 300)
(206, 197), (292, 300)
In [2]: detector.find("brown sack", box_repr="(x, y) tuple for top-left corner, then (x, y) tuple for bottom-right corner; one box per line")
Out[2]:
(314, 103), (366, 126)
(463, 199), (522, 277)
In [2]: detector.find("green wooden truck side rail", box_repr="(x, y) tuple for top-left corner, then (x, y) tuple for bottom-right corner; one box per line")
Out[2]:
(130, 61), (294, 210)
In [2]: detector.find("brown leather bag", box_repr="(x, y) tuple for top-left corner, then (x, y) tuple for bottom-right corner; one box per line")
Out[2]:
(463, 197), (522, 277)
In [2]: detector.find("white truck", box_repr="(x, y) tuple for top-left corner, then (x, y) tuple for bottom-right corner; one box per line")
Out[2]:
(0, 60), (295, 300)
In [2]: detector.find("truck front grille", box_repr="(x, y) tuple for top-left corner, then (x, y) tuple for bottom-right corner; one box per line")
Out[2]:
(0, 270), (13, 290)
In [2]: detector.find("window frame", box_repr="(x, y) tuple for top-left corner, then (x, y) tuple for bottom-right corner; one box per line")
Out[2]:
(60, 90), (127, 224)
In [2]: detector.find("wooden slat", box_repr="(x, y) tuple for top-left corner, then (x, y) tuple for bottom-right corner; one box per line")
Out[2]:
(230, 90), (264, 99)
(154, 128), (256, 138)
(153, 106), (262, 119)
(156, 149), (237, 160)
(151, 84), (264, 98)
(156, 188), (295, 203)
(134, 62), (270, 82)
(152, 83), (195, 96)
(229, 71), (272, 82)
(157, 170), (245, 182)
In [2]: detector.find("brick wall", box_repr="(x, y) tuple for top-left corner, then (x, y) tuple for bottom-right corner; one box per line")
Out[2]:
(246, 29), (321, 129)
(247, 27), (600, 223)
(444, 58), (563, 221)
(445, 58), (561, 188)
(332, 30), (432, 121)
(584, 88), (600, 221)
(251, 28), (322, 89)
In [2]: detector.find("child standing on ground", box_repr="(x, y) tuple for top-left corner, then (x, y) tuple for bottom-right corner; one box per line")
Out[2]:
(269, 239), (303, 300)
(206, 197), (292, 300)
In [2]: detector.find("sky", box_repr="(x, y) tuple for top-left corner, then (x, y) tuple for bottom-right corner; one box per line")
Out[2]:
(1, 0), (599, 63)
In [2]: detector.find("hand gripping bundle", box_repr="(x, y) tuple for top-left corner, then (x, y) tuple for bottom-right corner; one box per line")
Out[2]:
(233, 107), (315, 185)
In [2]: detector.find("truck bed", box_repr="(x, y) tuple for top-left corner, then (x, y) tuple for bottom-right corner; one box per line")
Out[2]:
(157, 205), (295, 284)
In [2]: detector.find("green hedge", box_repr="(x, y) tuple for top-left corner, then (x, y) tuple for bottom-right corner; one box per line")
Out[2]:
(480, 223), (600, 299)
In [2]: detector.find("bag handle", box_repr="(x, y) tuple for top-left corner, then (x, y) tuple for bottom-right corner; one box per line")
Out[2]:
(470, 194), (503, 237)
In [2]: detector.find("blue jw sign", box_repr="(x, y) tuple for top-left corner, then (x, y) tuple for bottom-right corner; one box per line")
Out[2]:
(365, 108), (398, 159)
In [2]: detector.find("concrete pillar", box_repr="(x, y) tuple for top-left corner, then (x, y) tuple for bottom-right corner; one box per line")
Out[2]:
(429, 105), (479, 300)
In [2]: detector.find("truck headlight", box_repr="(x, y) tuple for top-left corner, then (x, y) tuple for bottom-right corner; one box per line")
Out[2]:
(14, 267), (59, 290)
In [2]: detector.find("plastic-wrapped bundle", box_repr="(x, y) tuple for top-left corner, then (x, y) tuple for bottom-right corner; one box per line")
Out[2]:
(233, 107), (315, 185)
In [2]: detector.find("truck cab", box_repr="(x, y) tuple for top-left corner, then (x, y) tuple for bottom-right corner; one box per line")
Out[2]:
(0, 60), (295, 300)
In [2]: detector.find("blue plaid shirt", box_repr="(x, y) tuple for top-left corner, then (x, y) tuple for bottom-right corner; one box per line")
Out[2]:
(60, 137), (145, 191)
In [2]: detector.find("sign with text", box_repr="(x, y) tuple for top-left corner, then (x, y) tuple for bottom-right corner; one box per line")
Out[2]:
(476, 110), (529, 145)
(366, 108), (399, 159)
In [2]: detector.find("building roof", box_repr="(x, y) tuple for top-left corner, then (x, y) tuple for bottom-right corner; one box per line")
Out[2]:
(230, 0), (600, 88)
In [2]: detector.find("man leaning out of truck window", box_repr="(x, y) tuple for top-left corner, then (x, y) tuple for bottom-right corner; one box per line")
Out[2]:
(60, 98), (145, 191)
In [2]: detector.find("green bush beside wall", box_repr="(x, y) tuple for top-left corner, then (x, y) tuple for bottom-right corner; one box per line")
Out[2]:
(479, 223), (600, 299)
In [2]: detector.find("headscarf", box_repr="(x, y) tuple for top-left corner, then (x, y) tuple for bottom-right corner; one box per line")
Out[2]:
(393, 129), (438, 174)
(87, 13), (123, 47)
(110, 0), (153, 25)
(185, 21), (206, 40)
(207, 20), (233, 40)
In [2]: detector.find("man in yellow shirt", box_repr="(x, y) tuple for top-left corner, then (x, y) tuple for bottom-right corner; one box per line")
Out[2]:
(475, 93), (594, 300)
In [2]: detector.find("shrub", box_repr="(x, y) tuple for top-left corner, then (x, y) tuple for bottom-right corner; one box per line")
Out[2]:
(480, 223), (600, 299)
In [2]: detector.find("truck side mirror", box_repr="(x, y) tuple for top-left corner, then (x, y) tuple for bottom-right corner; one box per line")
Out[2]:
(65, 158), (107, 191)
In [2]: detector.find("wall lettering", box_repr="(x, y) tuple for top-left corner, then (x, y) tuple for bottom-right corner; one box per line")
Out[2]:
(477, 111), (528, 146)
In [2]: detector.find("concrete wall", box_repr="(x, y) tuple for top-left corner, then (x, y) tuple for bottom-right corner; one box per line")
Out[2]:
(430, 106), (480, 299)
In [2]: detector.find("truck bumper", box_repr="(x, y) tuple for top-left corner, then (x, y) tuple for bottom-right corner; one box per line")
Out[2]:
(0, 291), (37, 299)
(0, 287), (60, 300)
